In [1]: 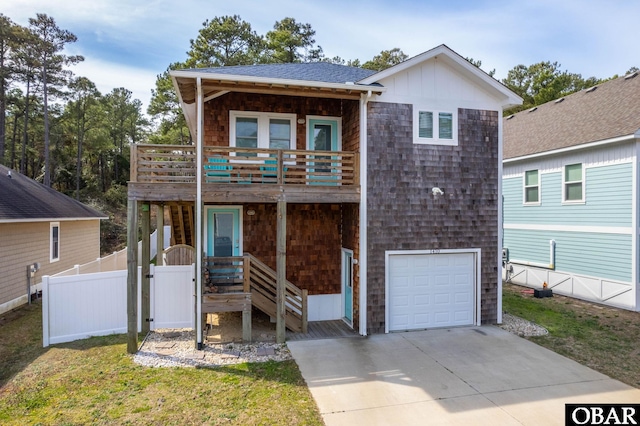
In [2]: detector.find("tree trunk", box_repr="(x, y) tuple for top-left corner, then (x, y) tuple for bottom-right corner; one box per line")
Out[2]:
(43, 65), (50, 187)
(76, 117), (83, 200)
(10, 112), (19, 169)
(0, 72), (5, 165)
(20, 79), (30, 175)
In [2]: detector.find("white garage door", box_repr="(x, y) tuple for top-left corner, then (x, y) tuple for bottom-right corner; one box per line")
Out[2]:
(388, 252), (475, 331)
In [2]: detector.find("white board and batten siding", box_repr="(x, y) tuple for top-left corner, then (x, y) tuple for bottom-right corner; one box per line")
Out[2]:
(42, 264), (194, 347)
(385, 249), (481, 333)
(503, 140), (636, 178)
(375, 55), (506, 111)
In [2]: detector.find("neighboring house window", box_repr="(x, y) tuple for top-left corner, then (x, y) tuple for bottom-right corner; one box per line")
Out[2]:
(50, 222), (60, 262)
(414, 109), (457, 146)
(230, 111), (296, 156)
(524, 170), (540, 204)
(564, 163), (584, 202)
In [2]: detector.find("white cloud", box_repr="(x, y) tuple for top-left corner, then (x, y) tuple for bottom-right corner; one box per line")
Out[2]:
(72, 60), (158, 112)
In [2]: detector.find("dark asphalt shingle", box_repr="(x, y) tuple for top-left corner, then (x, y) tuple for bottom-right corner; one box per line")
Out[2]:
(180, 62), (378, 85)
(0, 165), (105, 221)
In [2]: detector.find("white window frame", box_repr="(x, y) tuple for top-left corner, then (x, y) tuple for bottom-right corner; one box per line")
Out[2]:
(523, 169), (541, 205)
(50, 222), (60, 263)
(562, 163), (585, 204)
(413, 107), (458, 146)
(229, 111), (296, 155)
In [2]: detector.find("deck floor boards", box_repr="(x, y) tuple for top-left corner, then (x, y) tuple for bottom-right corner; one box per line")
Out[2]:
(287, 320), (359, 341)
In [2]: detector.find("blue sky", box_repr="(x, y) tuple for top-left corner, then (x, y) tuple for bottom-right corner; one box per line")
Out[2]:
(5, 0), (640, 113)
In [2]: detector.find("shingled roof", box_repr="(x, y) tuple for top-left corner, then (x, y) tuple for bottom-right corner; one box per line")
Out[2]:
(0, 165), (106, 222)
(503, 72), (640, 160)
(182, 62), (378, 85)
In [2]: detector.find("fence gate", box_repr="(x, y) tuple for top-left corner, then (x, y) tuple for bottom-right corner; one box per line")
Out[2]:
(150, 264), (195, 330)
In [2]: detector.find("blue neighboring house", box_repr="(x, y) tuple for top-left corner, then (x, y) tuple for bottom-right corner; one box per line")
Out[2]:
(502, 71), (640, 311)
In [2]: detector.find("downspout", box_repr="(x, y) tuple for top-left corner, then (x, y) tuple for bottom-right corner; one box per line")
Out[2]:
(497, 110), (504, 325)
(633, 136), (639, 311)
(359, 90), (372, 336)
(196, 77), (203, 349)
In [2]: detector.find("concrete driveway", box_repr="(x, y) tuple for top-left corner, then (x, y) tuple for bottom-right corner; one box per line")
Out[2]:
(288, 326), (640, 425)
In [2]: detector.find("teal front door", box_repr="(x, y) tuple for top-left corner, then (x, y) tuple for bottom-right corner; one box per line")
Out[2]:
(206, 207), (241, 257)
(308, 118), (339, 184)
(342, 248), (353, 325)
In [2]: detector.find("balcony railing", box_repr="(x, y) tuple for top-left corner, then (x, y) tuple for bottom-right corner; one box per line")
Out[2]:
(131, 144), (359, 186)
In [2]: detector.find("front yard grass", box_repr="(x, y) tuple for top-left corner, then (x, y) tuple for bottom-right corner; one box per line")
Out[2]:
(503, 282), (640, 389)
(0, 301), (323, 425)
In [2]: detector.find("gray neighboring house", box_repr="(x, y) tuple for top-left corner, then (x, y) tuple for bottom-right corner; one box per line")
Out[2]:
(503, 72), (640, 311)
(0, 165), (106, 315)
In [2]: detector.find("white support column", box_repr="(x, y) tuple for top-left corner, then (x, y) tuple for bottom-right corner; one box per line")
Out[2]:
(358, 91), (371, 336)
(195, 77), (204, 349)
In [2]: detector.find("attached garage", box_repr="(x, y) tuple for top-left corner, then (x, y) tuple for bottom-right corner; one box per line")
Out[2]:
(386, 250), (480, 332)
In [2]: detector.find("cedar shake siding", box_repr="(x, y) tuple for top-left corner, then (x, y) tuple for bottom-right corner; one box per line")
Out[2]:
(0, 220), (101, 308)
(242, 203), (343, 295)
(366, 102), (500, 334)
(203, 93), (359, 149)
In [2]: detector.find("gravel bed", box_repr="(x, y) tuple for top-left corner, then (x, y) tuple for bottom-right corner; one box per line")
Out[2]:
(500, 313), (548, 337)
(133, 328), (292, 368)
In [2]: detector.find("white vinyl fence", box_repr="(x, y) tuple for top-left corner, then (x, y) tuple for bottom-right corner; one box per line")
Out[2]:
(51, 226), (171, 277)
(42, 264), (194, 347)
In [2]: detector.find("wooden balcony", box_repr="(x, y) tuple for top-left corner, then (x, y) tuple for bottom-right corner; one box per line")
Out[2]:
(128, 144), (361, 203)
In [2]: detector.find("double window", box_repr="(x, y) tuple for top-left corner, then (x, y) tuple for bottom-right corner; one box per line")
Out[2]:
(524, 170), (540, 204)
(522, 164), (585, 205)
(230, 111), (296, 155)
(415, 109), (457, 146)
(564, 163), (584, 202)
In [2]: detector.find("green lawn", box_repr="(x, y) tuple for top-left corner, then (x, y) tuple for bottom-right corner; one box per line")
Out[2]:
(503, 283), (640, 389)
(4, 284), (638, 424)
(0, 301), (323, 425)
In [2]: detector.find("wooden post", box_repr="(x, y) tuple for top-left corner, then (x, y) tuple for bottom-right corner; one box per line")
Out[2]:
(156, 204), (164, 265)
(243, 255), (251, 293)
(242, 308), (252, 342)
(301, 289), (308, 334)
(141, 203), (151, 334)
(277, 149), (284, 185)
(126, 199), (138, 354)
(130, 144), (138, 183)
(276, 199), (287, 343)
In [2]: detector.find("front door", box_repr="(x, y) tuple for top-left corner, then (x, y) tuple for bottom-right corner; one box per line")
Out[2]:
(342, 248), (354, 325)
(206, 207), (241, 257)
(308, 117), (340, 184)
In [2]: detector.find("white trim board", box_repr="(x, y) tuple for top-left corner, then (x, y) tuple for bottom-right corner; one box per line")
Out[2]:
(504, 223), (632, 235)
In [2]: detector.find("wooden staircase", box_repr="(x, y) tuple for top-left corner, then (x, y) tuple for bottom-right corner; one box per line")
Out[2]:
(204, 254), (308, 333)
(168, 204), (194, 246)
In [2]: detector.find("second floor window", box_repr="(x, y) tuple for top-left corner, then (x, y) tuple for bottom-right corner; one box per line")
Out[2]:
(415, 109), (457, 146)
(524, 170), (539, 204)
(230, 111), (296, 155)
(564, 163), (584, 202)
